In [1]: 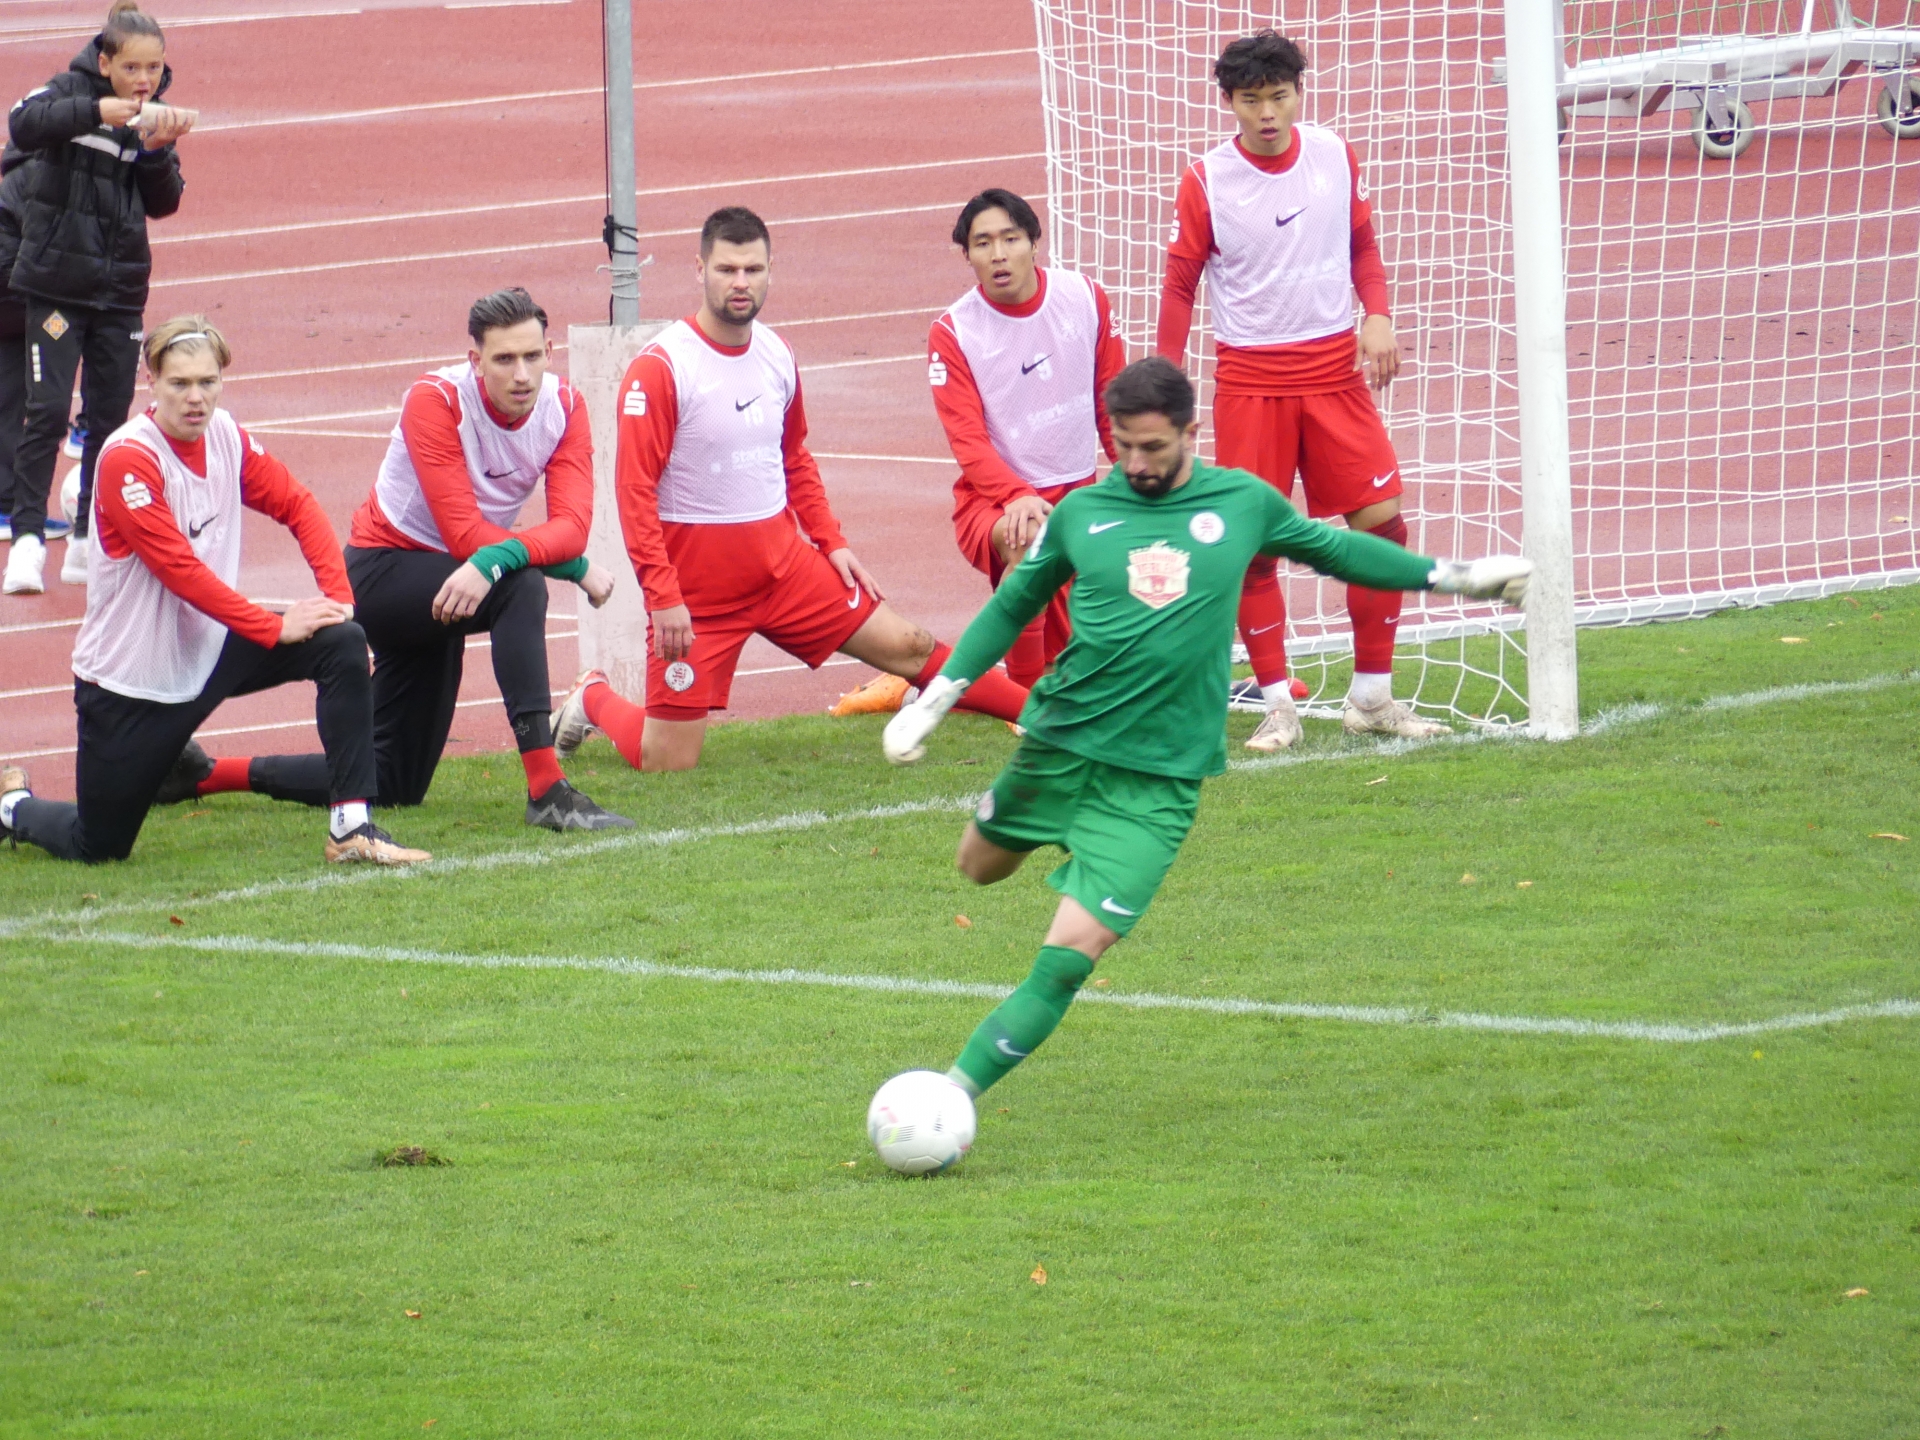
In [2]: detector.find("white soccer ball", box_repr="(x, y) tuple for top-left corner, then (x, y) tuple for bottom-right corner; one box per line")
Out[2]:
(867, 1069), (976, 1176)
(59, 468), (82, 528)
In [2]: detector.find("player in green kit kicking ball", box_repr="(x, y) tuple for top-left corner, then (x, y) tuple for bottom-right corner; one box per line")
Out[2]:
(883, 357), (1532, 1103)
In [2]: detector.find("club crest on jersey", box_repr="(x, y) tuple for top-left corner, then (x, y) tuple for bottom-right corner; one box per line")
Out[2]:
(1126, 541), (1190, 610)
(664, 661), (696, 693)
(41, 310), (69, 340)
(1189, 511), (1225, 544)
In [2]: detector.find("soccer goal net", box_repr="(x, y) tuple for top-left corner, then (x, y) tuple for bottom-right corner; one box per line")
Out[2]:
(1031, 0), (1920, 729)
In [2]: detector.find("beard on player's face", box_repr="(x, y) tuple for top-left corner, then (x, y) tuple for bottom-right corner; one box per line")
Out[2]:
(1125, 459), (1184, 498)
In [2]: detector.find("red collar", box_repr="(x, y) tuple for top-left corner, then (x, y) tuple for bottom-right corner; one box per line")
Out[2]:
(473, 376), (533, 431)
(976, 266), (1048, 318)
(687, 314), (753, 356)
(1234, 130), (1302, 174)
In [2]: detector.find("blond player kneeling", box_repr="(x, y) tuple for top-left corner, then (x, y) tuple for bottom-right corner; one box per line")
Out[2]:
(881, 358), (1527, 1111)
(0, 317), (427, 865)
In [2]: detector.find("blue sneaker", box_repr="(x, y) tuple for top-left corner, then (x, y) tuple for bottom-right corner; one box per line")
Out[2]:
(0, 513), (9, 542)
(42, 516), (70, 541)
(62, 423), (86, 460)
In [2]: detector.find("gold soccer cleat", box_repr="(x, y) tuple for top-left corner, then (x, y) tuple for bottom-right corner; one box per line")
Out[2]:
(829, 673), (909, 717)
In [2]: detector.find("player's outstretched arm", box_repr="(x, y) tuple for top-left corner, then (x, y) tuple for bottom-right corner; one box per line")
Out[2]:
(1428, 555), (1533, 607)
(883, 521), (1074, 765)
(1256, 492), (1529, 606)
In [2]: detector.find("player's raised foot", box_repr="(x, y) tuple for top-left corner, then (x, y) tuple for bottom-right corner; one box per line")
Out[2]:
(526, 778), (635, 832)
(829, 673), (909, 717)
(1243, 693), (1302, 752)
(4, 535), (47, 595)
(153, 740), (215, 805)
(551, 669), (606, 760)
(325, 822), (431, 866)
(1, 765), (30, 841)
(1342, 696), (1451, 740)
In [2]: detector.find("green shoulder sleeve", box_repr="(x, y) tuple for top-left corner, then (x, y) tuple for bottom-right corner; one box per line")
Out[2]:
(941, 513), (1077, 684)
(1256, 488), (1435, 592)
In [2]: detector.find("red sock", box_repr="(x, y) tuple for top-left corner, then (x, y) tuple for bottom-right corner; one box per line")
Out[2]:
(1349, 514), (1410, 675)
(1006, 615), (1048, 689)
(196, 757), (252, 796)
(1238, 557), (1291, 689)
(582, 678), (646, 770)
(914, 642), (1029, 723)
(521, 745), (564, 798)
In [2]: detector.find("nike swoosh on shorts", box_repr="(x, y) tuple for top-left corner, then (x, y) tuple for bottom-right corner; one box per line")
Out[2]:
(1100, 897), (1136, 916)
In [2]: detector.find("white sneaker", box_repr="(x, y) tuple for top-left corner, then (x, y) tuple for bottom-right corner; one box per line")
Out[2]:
(550, 668), (606, 760)
(60, 533), (89, 585)
(1342, 696), (1451, 739)
(4, 535), (47, 595)
(1243, 693), (1303, 751)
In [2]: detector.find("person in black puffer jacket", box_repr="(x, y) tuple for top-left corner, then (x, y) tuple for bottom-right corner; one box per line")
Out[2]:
(0, 164), (33, 546)
(3, 0), (193, 595)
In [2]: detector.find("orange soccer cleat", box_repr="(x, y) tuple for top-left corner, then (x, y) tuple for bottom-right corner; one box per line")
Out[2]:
(829, 673), (910, 717)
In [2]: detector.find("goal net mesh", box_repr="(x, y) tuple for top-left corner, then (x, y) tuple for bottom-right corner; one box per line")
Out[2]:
(1031, 0), (1920, 726)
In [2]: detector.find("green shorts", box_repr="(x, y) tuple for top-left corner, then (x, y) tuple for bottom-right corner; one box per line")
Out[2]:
(972, 737), (1201, 937)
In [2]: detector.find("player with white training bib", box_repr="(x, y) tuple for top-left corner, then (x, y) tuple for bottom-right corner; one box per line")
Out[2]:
(927, 188), (1125, 692)
(343, 288), (629, 831)
(1159, 30), (1442, 751)
(0, 316), (428, 866)
(551, 207), (1030, 771)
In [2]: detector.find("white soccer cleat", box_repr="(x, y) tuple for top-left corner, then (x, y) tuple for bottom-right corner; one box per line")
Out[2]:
(1343, 696), (1451, 739)
(551, 669), (606, 760)
(4, 535), (47, 595)
(60, 534), (89, 586)
(882, 674), (968, 765)
(1242, 693), (1302, 751)
(1429, 555), (1533, 608)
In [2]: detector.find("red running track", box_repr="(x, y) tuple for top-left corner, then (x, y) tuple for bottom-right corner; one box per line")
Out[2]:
(0, 0), (1049, 794)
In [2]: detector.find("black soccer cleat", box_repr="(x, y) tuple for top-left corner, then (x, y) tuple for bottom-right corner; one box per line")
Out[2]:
(526, 779), (635, 832)
(1, 764), (29, 843)
(153, 739), (216, 805)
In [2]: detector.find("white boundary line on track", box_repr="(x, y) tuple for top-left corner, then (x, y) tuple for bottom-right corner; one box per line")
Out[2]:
(155, 153), (1045, 245)
(194, 48), (1037, 132)
(0, 7), (363, 45)
(26, 929), (1920, 1045)
(153, 201), (963, 289)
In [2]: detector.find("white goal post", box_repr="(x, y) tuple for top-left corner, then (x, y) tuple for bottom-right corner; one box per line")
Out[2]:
(1029, 0), (1920, 736)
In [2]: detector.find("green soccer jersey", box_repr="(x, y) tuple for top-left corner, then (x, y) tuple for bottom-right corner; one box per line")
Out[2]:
(942, 461), (1438, 779)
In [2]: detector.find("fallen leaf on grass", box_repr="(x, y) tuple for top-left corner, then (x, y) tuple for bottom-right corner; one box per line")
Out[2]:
(849, 1280), (873, 1288)
(1869, 833), (1908, 842)
(80, 892), (97, 901)
(422, 1421), (436, 1430)
(134, 1269), (148, 1276)
(1366, 775), (1388, 786)
(996, 1107), (1010, 1114)
(839, 1160), (858, 1168)
(1092, 977), (1111, 988)
(1752, 1050), (1763, 1060)
(1516, 880), (1533, 889)
(1779, 636), (1807, 644)
(1705, 818), (1723, 827)
(1459, 873), (1476, 885)
(168, 916), (184, 926)
(184, 809), (210, 819)
(1844, 1287), (1870, 1299)
(1030, 1264), (1048, 1286)
(377, 1145), (451, 1168)
(954, 915), (972, 929)
(404, 1309), (422, 1319)
(399, 988), (408, 999)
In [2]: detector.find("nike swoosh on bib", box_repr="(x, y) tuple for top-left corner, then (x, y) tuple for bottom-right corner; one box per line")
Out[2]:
(187, 515), (216, 539)
(484, 468), (514, 480)
(735, 396), (760, 412)
(1021, 355), (1050, 375)
(1275, 208), (1308, 228)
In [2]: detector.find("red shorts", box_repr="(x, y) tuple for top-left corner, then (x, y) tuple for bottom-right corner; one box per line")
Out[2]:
(952, 476), (1094, 582)
(646, 530), (880, 720)
(1211, 387), (1402, 518)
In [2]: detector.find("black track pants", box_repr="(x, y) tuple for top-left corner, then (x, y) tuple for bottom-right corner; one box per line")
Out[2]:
(10, 622), (376, 863)
(12, 300), (142, 540)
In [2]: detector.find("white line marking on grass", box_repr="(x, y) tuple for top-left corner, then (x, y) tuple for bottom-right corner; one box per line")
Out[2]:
(0, 797), (982, 939)
(40, 930), (1920, 1044)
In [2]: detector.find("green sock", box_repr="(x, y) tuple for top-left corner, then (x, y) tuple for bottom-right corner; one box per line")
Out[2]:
(948, 945), (1094, 1096)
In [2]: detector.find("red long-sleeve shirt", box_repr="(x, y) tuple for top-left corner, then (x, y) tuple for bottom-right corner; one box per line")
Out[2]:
(1157, 131), (1391, 396)
(615, 328), (848, 613)
(929, 271), (1127, 510)
(94, 421), (351, 649)
(347, 374), (594, 565)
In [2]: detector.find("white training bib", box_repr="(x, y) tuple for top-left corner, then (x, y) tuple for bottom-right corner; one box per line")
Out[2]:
(373, 364), (571, 552)
(73, 410), (246, 703)
(1200, 124), (1358, 348)
(942, 268), (1104, 489)
(650, 319), (797, 525)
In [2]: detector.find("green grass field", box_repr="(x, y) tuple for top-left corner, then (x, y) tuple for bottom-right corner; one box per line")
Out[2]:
(4, 587), (1917, 1437)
